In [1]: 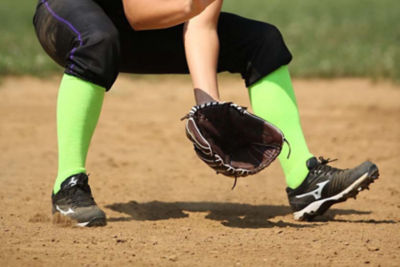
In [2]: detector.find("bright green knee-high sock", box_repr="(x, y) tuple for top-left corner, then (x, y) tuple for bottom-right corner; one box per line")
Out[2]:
(248, 66), (313, 189)
(53, 74), (105, 194)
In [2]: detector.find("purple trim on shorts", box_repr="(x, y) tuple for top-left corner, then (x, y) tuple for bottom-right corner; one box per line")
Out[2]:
(41, 0), (83, 70)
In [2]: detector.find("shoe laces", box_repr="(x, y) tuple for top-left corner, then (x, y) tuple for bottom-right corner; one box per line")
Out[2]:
(311, 156), (342, 176)
(62, 175), (95, 206)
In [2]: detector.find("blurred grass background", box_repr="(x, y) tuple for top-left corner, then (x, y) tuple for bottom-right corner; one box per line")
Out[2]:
(0, 0), (399, 80)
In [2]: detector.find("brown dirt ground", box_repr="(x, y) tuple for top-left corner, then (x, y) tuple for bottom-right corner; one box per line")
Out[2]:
(0, 75), (399, 266)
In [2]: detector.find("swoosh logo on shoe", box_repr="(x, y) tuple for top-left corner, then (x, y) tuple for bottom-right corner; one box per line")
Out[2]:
(68, 177), (78, 187)
(56, 205), (75, 215)
(295, 180), (330, 200)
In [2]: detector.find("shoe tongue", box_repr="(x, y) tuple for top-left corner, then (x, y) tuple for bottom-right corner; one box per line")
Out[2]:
(60, 173), (88, 189)
(306, 157), (319, 170)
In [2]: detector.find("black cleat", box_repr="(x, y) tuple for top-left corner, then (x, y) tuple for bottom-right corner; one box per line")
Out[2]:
(52, 173), (106, 227)
(287, 157), (379, 221)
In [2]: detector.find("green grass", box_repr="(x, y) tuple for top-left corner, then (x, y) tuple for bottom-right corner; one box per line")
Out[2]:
(0, 0), (399, 80)
(223, 0), (400, 80)
(0, 1), (61, 76)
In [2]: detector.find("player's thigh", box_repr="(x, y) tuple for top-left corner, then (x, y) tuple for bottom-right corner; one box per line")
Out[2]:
(33, 0), (120, 89)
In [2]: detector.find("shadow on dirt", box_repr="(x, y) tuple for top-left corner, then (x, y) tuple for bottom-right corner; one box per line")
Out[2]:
(105, 201), (375, 229)
(313, 217), (398, 224)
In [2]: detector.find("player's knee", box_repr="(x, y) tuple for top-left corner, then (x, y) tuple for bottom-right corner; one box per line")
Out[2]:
(88, 28), (119, 49)
(256, 23), (292, 64)
(243, 23), (292, 86)
(262, 24), (283, 42)
(72, 28), (120, 90)
(84, 28), (120, 64)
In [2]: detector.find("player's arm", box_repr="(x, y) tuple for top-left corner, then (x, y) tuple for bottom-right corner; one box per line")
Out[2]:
(122, 0), (217, 30)
(183, 0), (223, 104)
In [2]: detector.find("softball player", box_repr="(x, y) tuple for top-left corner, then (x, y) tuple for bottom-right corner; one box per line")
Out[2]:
(33, 0), (379, 226)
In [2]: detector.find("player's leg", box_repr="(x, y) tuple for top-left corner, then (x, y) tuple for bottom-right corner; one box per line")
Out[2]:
(216, 13), (379, 221)
(33, 0), (120, 226)
(216, 13), (312, 188)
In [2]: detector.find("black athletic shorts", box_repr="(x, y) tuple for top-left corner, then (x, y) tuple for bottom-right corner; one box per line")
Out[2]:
(33, 0), (292, 90)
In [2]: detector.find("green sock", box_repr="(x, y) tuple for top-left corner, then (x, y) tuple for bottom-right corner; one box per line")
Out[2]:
(248, 66), (313, 189)
(54, 74), (105, 194)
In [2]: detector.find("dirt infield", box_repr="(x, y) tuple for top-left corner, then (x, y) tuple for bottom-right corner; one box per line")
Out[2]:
(0, 76), (399, 266)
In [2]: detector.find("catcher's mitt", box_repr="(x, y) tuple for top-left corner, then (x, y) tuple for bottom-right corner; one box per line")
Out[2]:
(182, 102), (288, 185)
